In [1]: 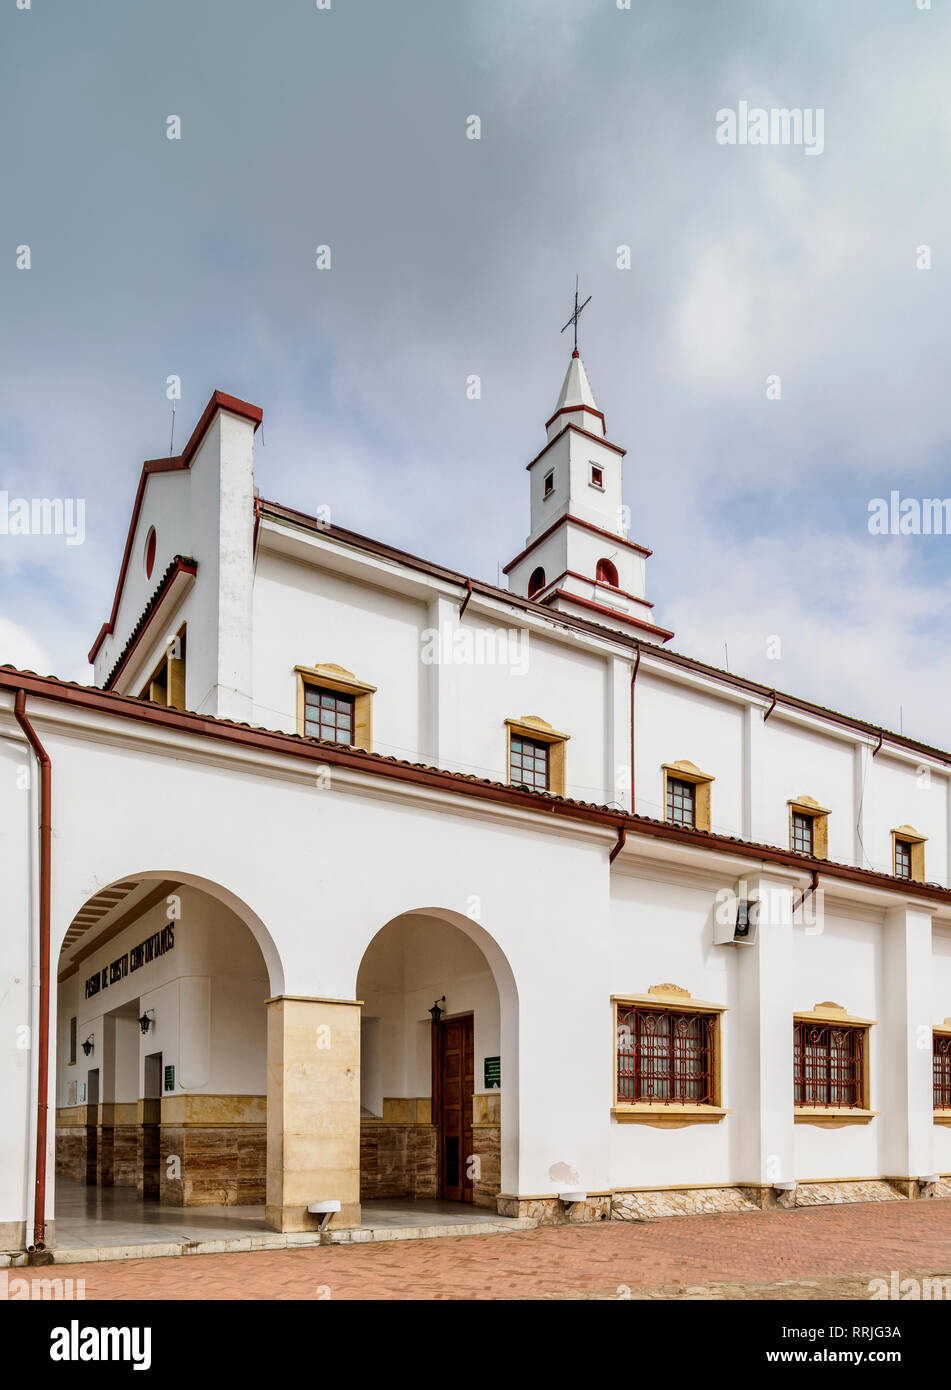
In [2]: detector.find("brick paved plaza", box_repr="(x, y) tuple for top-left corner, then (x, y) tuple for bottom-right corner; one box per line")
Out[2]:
(47, 1198), (951, 1301)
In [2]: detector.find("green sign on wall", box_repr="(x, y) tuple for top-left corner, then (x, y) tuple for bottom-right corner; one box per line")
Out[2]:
(164, 1065), (175, 1092)
(484, 1056), (500, 1089)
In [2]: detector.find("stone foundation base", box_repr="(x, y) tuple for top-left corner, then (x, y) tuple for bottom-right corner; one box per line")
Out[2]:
(613, 1187), (762, 1221)
(497, 1177), (947, 1225)
(794, 1180), (904, 1207)
(497, 1194), (611, 1224)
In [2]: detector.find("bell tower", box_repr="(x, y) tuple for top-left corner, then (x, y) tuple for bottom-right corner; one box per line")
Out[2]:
(503, 299), (673, 642)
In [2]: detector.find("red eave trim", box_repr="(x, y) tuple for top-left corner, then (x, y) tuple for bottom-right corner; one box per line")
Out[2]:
(88, 391), (262, 665)
(535, 569), (654, 608)
(3, 665), (951, 907)
(503, 513), (653, 575)
(525, 423), (626, 472)
(543, 589), (674, 642)
(544, 403), (606, 432)
(103, 558), (197, 691)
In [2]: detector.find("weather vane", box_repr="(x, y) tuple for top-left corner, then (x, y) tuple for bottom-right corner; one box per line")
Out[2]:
(561, 275), (591, 354)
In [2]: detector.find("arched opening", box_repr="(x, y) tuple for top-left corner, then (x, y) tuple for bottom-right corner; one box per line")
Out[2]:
(528, 566), (546, 598)
(356, 908), (517, 1217)
(596, 557), (619, 588)
(53, 873), (278, 1250)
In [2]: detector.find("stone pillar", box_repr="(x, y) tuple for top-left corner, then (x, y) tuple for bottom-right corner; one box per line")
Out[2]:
(266, 996), (361, 1231)
(883, 906), (934, 1187)
(736, 872), (796, 1191)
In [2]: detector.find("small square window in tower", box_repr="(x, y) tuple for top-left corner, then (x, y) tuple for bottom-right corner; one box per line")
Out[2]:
(543, 470), (554, 498)
(791, 811), (815, 855)
(590, 464), (603, 488)
(304, 686), (355, 745)
(509, 735), (550, 792)
(665, 777), (695, 827)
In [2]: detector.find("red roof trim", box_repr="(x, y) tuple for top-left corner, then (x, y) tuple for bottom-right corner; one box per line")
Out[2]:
(3, 665), (951, 907)
(103, 557), (197, 691)
(544, 403), (606, 432)
(543, 589), (674, 642)
(535, 569), (655, 608)
(525, 424), (626, 472)
(88, 392), (262, 665)
(503, 513), (652, 575)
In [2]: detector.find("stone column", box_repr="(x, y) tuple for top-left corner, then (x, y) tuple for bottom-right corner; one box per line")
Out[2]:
(266, 996), (361, 1231)
(883, 906), (934, 1189)
(736, 871), (796, 1194)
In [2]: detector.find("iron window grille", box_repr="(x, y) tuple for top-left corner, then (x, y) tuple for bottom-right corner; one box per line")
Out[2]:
(666, 777), (696, 827)
(509, 735), (550, 792)
(616, 1006), (716, 1105)
(934, 1034), (951, 1110)
(793, 1021), (864, 1108)
(791, 811), (815, 855)
(894, 839), (913, 880)
(303, 685), (355, 744)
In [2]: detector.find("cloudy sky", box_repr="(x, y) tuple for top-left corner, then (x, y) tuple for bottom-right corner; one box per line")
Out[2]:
(2, 0), (950, 746)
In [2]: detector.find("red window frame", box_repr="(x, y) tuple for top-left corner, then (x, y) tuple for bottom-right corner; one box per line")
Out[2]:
(509, 734), (550, 792)
(616, 1005), (716, 1105)
(791, 811), (815, 855)
(934, 1034), (951, 1111)
(303, 684), (355, 745)
(665, 776), (696, 827)
(894, 839), (912, 880)
(793, 1021), (865, 1108)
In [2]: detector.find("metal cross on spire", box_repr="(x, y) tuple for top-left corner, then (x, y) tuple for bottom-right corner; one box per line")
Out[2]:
(561, 276), (591, 354)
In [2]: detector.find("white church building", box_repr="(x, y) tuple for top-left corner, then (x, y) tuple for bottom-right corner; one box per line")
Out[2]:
(4, 349), (951, 1256)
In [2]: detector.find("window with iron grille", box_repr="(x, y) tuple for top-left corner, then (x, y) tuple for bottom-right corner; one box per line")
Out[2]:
(791, 811), (815, 855)
(616, 1006), (716, 1104)
(894, 839), (912, 880)
(793, 1021), (865, 1108)
(666, 777), (696, 827)
(509, 735), (549, 792)
(303, 685), (355, 744)
(934, 1034), (951, 1110)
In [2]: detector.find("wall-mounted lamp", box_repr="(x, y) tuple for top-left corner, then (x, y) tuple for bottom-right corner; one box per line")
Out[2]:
(81, 1035), (95, 1057)
(428, 996), (446, 1024)
(138, 1010), (155, 1035)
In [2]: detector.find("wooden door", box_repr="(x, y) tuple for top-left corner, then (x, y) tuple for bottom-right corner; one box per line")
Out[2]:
(436, 1016), (474, 1202)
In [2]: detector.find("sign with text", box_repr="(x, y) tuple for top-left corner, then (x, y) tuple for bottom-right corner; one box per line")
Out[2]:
(84, 924), (175, 1000)
(484, 1056), (500, 1089)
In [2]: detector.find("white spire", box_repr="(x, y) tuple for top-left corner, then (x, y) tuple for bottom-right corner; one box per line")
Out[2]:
(547, 351), (604, 440)
(554, 352), (598, 414)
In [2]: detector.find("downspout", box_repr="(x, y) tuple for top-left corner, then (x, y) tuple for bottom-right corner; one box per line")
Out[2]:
(793, 869), (820, 916)
(609, 827), (627, 864)
(14, 691), (51, 1255)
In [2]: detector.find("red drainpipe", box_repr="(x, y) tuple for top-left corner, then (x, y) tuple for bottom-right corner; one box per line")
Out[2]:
(14, 691), (51, 1252)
